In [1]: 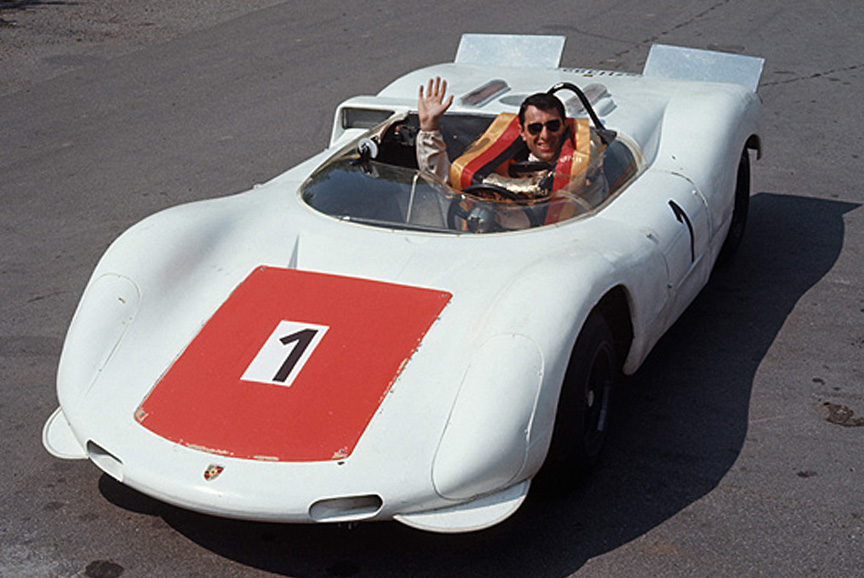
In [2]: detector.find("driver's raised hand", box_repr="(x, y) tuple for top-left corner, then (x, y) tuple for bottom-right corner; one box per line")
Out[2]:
(418, 76), (454, 132)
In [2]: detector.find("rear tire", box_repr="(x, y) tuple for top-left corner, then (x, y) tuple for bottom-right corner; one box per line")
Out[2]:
(717, 148), (751, 264)
(540, 309), (619, 490)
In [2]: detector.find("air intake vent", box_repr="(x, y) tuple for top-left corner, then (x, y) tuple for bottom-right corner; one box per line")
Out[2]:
(308, 495), (383, 523)
(86, 441), (124, 482)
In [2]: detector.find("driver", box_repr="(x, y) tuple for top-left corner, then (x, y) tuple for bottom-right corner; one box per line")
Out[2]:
(416, 76), (571, 193)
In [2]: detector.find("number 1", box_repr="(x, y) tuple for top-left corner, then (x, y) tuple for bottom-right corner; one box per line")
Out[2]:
(273, 328), (318, 383)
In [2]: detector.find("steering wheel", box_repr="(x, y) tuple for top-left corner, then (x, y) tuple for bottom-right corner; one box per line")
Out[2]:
(447, 196), (501, 233)
(450, 184), (542, 231)
(461, 183), (521, 202)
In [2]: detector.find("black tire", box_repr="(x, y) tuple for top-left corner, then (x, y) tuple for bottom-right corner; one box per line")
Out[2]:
(717, 148), (751, 264)
(540, 309), (619, 490)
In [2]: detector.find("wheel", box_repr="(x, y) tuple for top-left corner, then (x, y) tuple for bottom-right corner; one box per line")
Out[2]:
(462, 182), (520, 201)
(717, 148), (750, 264)
(540, 309), (619, 489)
(446, 197), (502, 233)
(458, 183), (542, 229)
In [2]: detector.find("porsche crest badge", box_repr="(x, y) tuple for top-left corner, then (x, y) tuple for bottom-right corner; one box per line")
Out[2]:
(203, 465), (224, 481)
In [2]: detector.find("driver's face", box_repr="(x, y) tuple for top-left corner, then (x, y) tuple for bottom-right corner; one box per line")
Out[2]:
(519, 105), (566, 164)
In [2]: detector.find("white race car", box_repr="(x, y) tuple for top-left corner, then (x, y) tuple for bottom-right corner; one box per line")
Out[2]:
(43, 35), (763, 533)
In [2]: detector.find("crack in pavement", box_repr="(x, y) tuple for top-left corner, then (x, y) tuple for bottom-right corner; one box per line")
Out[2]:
(612, 0), (735, 61)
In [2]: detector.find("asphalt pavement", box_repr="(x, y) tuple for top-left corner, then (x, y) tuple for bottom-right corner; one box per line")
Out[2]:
(1, 1), (862, 576)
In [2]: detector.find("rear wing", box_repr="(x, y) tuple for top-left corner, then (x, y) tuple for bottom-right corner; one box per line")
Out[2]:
(643, 44), (764, 92)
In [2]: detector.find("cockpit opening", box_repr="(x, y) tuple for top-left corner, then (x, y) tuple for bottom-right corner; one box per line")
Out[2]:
(301, 110), (642, 234)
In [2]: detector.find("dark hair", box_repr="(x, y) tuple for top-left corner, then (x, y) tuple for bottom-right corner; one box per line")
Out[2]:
(518, 93), (566, 125)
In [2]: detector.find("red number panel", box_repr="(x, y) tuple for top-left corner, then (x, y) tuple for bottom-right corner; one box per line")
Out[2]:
(135, 267), (452, 462)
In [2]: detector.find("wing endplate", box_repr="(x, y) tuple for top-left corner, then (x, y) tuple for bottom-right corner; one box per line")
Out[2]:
(643, 44), (764, 92)
(455, 34), (565, 68)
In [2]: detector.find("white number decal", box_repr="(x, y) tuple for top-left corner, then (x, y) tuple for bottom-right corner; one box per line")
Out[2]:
(241, 321), (329, 387)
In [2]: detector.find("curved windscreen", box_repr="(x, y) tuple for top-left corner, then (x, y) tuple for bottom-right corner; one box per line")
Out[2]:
(301, 113), (642, 234)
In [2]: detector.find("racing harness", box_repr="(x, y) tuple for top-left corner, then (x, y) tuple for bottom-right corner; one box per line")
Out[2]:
(448, 113), (594, 194)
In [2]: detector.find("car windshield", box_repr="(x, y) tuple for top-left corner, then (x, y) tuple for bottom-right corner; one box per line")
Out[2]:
(300, 113), (641, 234)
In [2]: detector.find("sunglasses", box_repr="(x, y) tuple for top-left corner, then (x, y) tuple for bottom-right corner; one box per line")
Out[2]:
(525, 119), (562, 136)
